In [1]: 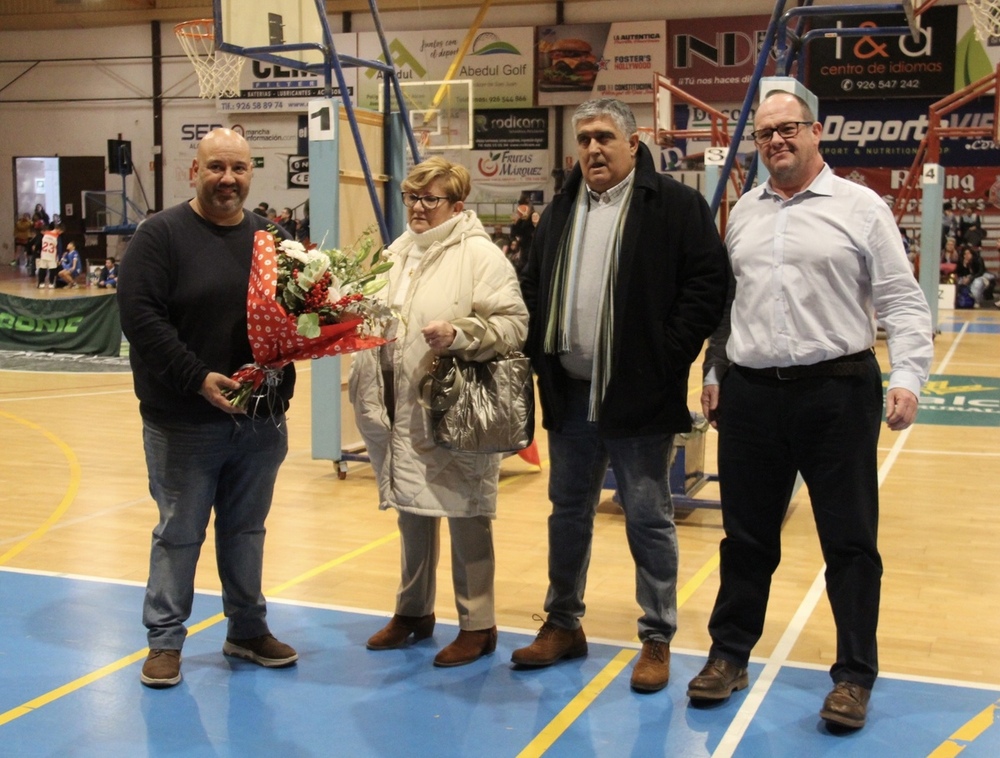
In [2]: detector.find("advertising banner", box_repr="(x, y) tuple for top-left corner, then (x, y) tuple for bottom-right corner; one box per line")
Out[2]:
(357, 28), (535, 111)
(0, 293), (121, 356)
(469, 149), (549, 193)
(817, 98), (1000, 168)
(833, 166), (1000, 215)
(473, 108), (548, 150)
(538, 22), (667, 106)
(666, 15), (774, 102)
(955, 6), (1000, 88)
(218, 33), (357, 113)
(805, 5), (956, 99)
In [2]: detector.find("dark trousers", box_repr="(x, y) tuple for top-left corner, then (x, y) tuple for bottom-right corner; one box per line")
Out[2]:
(707, 354), (884, 689)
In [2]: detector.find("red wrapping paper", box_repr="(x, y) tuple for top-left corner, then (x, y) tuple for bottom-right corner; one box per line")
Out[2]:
(231, 231), (387, 394)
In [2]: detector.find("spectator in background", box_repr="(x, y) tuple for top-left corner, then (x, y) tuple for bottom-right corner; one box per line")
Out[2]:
(34, 204), (50, 228)
(956, 245), (997, 308)
(254, 201), (269, 216)
(963, 220), (986, 251)
(97, 256), (118, 289)
(958, 205), (982, 242)
(14, 213), (32, 270)
(942, 204), (959, 247)
(296, 201), (310, 244)
(940, 237), (959, 281)
(25, 220), (43, 276)
(276, 207), (297, 240)
(510, 201), (535, 255)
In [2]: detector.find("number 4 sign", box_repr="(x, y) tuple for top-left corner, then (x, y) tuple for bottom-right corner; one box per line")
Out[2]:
(922, 163), (941, 184)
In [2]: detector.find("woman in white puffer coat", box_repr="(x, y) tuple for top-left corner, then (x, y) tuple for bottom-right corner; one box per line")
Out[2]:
(349, 157), (528, 668)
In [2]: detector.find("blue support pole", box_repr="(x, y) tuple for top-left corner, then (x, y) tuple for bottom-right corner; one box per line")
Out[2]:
(306, 99), (344, 463)
(919, 163), (944, 331)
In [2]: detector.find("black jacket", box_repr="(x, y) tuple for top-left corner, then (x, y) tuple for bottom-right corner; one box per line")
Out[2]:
(520, 143), (728, 437)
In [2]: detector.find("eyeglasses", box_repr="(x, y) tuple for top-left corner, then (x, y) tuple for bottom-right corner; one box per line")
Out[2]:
(401, 192), (449, 210)
(749, 121), (814, 146)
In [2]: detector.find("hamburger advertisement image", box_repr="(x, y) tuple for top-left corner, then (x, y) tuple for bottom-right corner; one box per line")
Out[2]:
(539, 38), (599, 91)
(537, 22), (665, 106)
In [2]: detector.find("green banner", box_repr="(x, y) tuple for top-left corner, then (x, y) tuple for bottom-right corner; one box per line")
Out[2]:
(0, 292), (121, 357)
(885, 374), (1000, 427)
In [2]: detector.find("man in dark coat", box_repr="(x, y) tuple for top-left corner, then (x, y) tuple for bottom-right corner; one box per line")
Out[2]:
(513, 98), (729, 693)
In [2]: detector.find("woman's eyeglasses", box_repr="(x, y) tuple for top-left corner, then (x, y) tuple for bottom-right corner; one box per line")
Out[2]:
(749, 121), (814, 146)
(401, 193), (449, 210)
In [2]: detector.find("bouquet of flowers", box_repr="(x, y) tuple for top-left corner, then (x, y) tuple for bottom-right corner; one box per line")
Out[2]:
(227, 225), (394, 409)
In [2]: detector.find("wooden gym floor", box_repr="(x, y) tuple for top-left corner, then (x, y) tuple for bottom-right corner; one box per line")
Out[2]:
(1, 264), (999, 756)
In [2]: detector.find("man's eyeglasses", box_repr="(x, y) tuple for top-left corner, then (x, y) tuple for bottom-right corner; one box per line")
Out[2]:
(401, 192), (449, 209)
(749, 121), (814, 146)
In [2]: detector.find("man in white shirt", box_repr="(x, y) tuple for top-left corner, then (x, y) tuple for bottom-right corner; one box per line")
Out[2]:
(686, 91), (933, 730)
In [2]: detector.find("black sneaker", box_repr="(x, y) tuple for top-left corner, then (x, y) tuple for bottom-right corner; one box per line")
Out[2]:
(222, 633), (298, 667)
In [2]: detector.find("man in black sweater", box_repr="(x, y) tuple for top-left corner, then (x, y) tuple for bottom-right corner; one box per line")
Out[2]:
(119, 128), (298, 688)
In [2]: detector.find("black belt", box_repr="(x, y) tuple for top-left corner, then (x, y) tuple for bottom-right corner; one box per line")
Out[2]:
(735, 349), (874, 380)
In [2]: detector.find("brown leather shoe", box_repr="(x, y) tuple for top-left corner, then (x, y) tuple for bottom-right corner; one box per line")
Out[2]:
(433, 626), (498, 667)
(686, 658), (749, 701)
(630, 640), (670, 693)
(820, 681), (871, 729)
(140, 649), (182, 688)
(366, 613), (435, 650)
(511, 621), (588, 667)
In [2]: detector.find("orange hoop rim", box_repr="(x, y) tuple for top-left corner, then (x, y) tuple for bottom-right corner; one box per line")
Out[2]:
(174, 18), (216, 41)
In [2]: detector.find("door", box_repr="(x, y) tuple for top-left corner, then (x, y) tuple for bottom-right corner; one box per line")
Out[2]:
(59, 156), (107, 267)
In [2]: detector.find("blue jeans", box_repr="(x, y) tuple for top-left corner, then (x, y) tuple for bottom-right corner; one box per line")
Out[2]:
(141, 415), (288, 649)
(544, 380), (678, 643)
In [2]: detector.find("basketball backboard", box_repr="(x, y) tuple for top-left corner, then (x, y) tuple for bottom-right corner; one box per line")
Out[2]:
(378, 80), (474, 152)
(218, 0), (325, 66)
(902, 0), (921, 43)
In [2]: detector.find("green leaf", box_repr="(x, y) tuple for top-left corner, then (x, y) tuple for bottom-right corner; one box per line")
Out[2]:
(297, 312), (321, 338)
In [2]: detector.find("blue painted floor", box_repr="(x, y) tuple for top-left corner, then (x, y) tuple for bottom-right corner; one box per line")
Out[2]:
(3, 570), (998, 757)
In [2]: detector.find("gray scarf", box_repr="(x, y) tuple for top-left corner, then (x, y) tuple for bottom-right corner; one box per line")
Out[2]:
(544, 179), (634, 421)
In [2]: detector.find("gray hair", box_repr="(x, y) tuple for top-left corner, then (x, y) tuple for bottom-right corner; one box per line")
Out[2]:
(572, 98), (637, 138)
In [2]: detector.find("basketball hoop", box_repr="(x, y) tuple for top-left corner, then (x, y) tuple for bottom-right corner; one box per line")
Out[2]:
(175, 19), (246, 99)
(967, 0), (1000, 42)
(637, 127), (656, 150)
(414, 129), (432, 154)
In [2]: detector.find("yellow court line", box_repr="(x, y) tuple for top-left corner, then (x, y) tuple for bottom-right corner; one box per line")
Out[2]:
(0, 409), (80, 566)
(517, 649), (638, 758)
(0, 528), (402, 728)
(927, 698), (1000, 758)
(516, 555), (720, 757)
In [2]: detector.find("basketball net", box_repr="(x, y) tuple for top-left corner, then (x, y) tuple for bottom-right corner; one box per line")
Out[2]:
(175, 19), (245, 99)
(967, 0), (1000, 42)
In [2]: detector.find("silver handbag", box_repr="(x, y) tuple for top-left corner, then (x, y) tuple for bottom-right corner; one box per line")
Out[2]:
(418, 352), (535, 453)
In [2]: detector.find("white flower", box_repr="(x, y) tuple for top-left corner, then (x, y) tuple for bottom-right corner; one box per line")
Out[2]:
(278, 239), (309, 263)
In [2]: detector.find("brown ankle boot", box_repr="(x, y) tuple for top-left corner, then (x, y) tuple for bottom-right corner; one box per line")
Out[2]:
(366, 613), (435, 650)
(433, 626), (498, 667)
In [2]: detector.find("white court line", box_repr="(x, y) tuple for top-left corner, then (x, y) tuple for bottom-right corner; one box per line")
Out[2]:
(712, 425), (915, 758)
(0, 388), (132, 403)
(933, 321), (968, 375)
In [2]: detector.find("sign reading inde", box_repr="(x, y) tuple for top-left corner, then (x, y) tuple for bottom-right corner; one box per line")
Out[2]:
(901, 374), (1000, 427)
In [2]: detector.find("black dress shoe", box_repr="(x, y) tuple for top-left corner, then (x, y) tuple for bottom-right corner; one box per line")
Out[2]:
(820, 681), (871, 729)
(686, 658), (749, 701)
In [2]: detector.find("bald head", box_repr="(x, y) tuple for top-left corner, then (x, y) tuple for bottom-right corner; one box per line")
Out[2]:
(191, 128), (253, 225)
